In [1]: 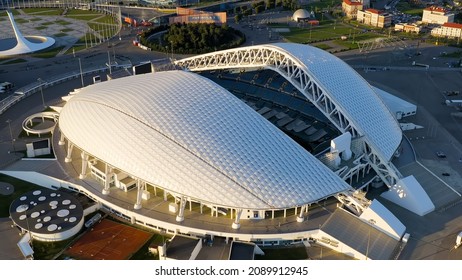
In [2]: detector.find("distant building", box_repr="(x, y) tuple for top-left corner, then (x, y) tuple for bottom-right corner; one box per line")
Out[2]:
(342, 0), (364, 19)
(431, 22), (462, 39)
(422, 6), (454, 25)
(357, 9), (392, 28)
(394, 23), (421, 33)
(169, 7), (226, 25)
(292, 9), (311, 22)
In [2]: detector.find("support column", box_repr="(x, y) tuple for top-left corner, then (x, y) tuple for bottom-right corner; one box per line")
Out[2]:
(58, 133), (65, 146)
(272, 210), (274, 219)
(79, 152), (89, 179)
(176, 196), (187, 222)
(297, 205), (307, 223)
(65, 142), (73, 163)
(102, 163), (112, 195)
(163, 191), (168, 202)
(134, 179), (142, 210)
(232, 208), (243, 229)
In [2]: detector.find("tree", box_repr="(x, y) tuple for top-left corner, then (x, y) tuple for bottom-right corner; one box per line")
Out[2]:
(235, 13), (243, 24)
(255, 5), (265, 14)
(140, 23), (245, 54)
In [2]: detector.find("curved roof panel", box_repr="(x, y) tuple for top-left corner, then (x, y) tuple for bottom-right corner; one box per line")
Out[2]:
(271, 43), (402, 161)
(59, 71), (350, 209)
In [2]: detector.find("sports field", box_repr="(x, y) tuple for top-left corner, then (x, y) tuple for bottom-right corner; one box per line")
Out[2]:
(65, 219), (152, 260)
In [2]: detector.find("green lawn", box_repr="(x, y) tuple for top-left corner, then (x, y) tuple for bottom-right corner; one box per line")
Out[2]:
(60, 28), (73, 32)
(31, 46), (65, 59)
(66, 14), (102, 21)
(32, 237), (75, 260)
(130, 234), (164, 260)
(22, 8), (64, 16)
(14, 18), (28, 24)
(302, 0), (342, 11)
(313, 43), (332, 50)
(56, 20), (72, 26)
(66, 9), (96, 15)
(0, 9), (20, 16)
(92, 15), (116, 24)
(65, 45), (87, 54)
(283, 24), (365, 43)
(396, 2), (423, 16)
(88, 22), (117, 37)
(76, 33), (100, 44)
(0, 174), (45, 217)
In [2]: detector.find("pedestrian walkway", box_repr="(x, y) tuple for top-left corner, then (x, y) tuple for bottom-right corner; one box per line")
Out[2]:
(0, 218), (24, 260)
(398, 161), (461, 210)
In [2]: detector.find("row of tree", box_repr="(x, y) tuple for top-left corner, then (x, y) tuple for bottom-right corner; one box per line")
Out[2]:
(234, 0), (300, 23)
(139, 23), (245, 54)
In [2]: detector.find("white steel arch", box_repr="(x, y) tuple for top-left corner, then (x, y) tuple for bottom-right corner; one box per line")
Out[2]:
(175, 43), (403, 187)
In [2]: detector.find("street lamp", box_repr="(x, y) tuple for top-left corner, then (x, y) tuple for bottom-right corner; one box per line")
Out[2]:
(107, 51), (112, 75)
(6, 119), (16, 154)
(365, 219), (376, 260)
(37, 78), (46, 108)
(78, 58), (84, 87)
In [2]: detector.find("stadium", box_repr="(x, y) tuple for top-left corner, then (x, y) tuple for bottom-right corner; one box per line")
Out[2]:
(8, 43), (435, 259)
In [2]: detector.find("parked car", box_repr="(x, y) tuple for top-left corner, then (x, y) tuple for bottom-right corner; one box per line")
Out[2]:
(436, 151), (446, 158)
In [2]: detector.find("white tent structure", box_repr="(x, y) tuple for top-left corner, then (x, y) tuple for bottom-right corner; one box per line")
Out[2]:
(58, 70), (353, 228)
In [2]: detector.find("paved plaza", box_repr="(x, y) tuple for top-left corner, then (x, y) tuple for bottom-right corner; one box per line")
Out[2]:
(0, 9), (117, 57)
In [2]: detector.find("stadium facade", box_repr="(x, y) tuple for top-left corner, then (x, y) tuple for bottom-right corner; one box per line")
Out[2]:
(5, 43), (436, 259)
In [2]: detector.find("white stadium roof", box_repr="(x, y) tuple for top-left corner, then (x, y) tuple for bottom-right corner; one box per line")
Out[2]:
(271, 43), (403, 161)
(59, 71), (351, 209)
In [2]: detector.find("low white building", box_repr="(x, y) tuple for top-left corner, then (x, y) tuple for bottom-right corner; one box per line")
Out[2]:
(394, 23), (421, 34)
(422, 6), (454, 25)
(431, 22), (462, 39)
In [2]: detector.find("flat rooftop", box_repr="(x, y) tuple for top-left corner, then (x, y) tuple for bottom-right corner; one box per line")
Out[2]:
(167, 235), (200, 260)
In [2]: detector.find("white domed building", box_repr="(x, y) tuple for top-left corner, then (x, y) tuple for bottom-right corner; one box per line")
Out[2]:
(58, 70), (351, 228)
(292, 9), (311, 22)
